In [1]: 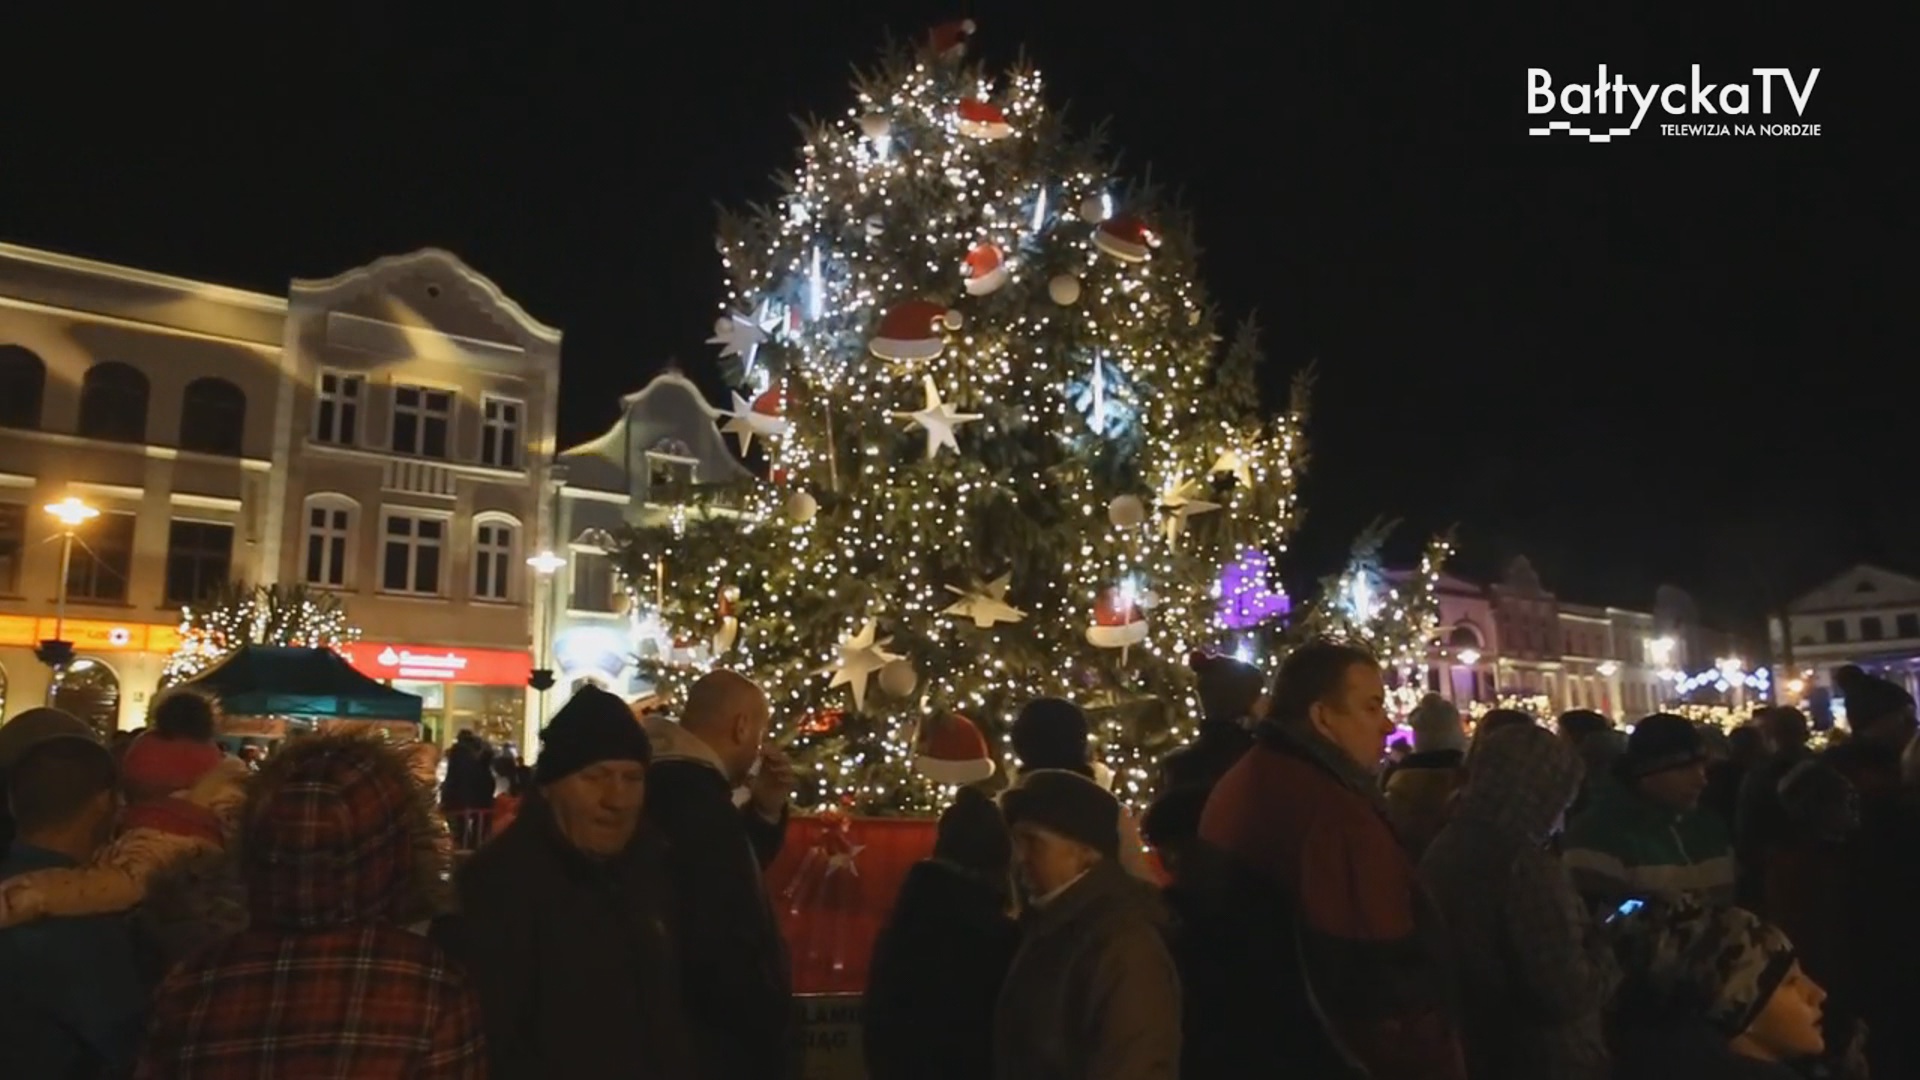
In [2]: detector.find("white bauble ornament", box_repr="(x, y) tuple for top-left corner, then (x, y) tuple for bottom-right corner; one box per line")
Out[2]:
(785, 491), (818, 524)
(1048, 275), (1082, 305)
(1078, 196), (1109, 223)
(880, 659), (919, 698)
(864, 214), (883, 240)
(941, 309), (964, 331)
(1108, 494), (1148, 528)
(860, 113), (890, 140)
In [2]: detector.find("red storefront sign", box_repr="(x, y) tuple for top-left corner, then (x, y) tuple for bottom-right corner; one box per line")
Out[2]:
(341, 642), (532, 686)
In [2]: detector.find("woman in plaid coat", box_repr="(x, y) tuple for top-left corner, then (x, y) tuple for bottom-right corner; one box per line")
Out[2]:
(136, 732), (484, 1078)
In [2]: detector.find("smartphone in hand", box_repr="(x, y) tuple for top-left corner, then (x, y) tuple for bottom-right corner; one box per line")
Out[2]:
(1605, 898), (1645, 924)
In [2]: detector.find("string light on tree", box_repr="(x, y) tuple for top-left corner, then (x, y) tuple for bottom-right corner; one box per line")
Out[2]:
(616, 21), (1308, 814)
(160, 582), (361, 688)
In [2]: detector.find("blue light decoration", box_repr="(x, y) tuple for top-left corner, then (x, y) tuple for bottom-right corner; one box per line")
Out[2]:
(1217, 547), (1291, 630)
(1067, 353), (1139, 438)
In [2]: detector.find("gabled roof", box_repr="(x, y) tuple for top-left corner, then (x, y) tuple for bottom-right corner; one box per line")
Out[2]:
(290, 248), (560, 345)
(1788, 563), (1920, 614)
(560, 370), (754, 493)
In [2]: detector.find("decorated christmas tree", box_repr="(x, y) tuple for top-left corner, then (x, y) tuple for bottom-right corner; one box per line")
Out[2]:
(159, 582), (361, 688)
(1289, 521), (1454, 718)
(618, 22), (1305, 814)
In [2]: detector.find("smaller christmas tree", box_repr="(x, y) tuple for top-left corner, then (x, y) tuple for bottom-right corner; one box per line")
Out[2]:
(160, 582), (361, 688)
(1291, 521), (1453, 717)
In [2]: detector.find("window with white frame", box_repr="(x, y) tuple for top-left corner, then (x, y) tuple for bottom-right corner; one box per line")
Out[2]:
(382, 512), (445, 595)
(568, 532), (618, 612)
(313, 371), (363, 446)
(472, 518), (517, 601)
(303, 497), (356, 587)
(391, 385), (452, 459)
(480, 397), (522, 469)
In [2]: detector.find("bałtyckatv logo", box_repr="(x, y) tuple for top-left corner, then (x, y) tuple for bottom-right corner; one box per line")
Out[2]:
(1528, 65), (1821, 142)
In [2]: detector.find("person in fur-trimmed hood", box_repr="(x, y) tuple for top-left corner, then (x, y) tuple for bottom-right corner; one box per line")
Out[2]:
(136, 730), (483, 1078)
(0, 690), (250, 966)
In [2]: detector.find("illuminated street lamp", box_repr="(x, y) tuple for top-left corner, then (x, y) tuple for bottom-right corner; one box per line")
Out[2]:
(36, 496), (99, 669)
(526, 550), (566, 696)
(1456, 648), (1481, 667)
(1597, 660), (1620, 677)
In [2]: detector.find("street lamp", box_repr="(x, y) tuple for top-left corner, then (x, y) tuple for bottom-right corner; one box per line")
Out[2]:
(1456, 648), (1481, 667)
(526, 550), (566, 699)
(36, 496), (99, 669)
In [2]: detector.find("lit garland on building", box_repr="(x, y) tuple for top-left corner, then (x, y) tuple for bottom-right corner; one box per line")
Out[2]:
(160, 583), (361, 688)
(616, 30), (1304, 814)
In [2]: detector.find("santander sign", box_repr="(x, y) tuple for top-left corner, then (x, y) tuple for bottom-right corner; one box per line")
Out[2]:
(345, 641), (532, 686)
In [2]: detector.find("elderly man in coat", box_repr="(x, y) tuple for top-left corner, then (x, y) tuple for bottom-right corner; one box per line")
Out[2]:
(455, 685), (694, 1078)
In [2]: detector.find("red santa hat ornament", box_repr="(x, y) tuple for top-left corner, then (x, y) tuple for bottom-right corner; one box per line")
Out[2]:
(914, 712), (996, 786)
(962, 243), (1009, 296)
(869, 299), (963, 362)
(956, 99), (1013, 141)
(1085, 586), (1149, 650)
(928, 19), (976, 60)
(1093, 214), (1159, 263)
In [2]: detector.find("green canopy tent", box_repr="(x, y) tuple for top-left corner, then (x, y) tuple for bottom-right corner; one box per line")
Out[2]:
(181, 645), (423, 724)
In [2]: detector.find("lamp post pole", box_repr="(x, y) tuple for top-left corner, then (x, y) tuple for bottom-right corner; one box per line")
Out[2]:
(526, 550), (566, 741)
(35, 497), (99, 673)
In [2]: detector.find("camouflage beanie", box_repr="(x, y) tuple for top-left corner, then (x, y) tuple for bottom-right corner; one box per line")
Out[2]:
(1614, 900), (1797, 1038)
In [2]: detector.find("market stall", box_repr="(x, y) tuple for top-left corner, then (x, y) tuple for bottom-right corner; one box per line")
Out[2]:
(181, 645), (423, 741)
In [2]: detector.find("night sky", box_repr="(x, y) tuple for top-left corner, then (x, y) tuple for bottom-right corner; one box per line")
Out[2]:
(4, 4), (1898, 634)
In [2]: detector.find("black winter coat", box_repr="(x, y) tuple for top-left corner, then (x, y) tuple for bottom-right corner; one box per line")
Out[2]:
(450, 796), (696, 1079)
(643, 756), (793, 1080)
(863, 860), (1018, 1080)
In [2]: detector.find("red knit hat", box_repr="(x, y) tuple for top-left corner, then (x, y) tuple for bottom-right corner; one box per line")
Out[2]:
(120, 732), (225, 803)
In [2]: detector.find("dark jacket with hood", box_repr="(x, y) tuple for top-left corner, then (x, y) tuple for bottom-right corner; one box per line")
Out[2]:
(993, 859), (1181, 1080)
(453, 793), (695, 1079)
(138, 732), (485, 1079)
(1421, 724), (1617, 1080)
(640, 716), (792, 1080)
(864, 859), (1018, 1080)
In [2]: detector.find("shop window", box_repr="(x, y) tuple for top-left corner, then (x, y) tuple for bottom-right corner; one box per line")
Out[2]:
(50, 658), (120, 739)
(65, 511), (136, 603)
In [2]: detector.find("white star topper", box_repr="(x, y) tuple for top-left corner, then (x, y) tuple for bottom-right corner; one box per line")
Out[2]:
(895, 376), (982, 459)
(706, 311), (769, 359)
(822, 618), (900, 712)
(720, 391), (791, 456)
(943, 574), (1028, 629)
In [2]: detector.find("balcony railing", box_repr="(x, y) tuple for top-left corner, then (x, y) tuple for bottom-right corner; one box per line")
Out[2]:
(383, 459), (458, 499)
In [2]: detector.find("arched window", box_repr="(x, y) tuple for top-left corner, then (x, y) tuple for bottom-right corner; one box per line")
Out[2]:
(0, 346), (47, 429)
(302, 494), (359, 588)
(471, 513), (520, 602)
(50, 658), (121, 739)
(179, 377), (246, 456)
(77, 362), (150, 443)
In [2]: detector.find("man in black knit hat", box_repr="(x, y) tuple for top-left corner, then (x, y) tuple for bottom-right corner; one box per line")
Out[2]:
(1563, 713), (1735, 907)
(454, 684), (695, 1078)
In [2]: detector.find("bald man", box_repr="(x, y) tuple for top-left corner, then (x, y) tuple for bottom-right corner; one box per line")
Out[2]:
(641, 671), (797, 1080)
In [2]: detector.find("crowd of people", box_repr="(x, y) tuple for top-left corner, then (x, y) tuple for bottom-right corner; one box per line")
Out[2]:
(0, 644), (1915, 1079)
(865, 646), (1920, 1080)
